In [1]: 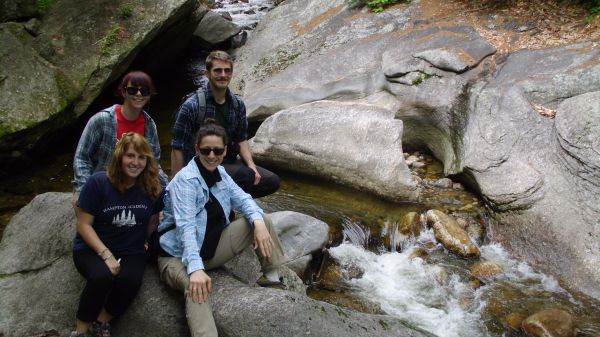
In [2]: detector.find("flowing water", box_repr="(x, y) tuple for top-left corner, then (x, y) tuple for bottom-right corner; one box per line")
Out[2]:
(212, 0), (276, 30)
(2, 1), (600, 336)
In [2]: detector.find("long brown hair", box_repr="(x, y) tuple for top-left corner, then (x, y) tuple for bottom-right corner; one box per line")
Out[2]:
(107, 132), (162, 200)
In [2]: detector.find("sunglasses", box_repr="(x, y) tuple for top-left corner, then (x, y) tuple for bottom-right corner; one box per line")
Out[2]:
(211, 68), (232, 75)
(125, 86), (151, 96)
(198, 147), (225, 156)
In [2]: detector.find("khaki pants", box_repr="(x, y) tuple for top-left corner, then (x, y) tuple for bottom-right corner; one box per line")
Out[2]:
(157, 214), (287, 337)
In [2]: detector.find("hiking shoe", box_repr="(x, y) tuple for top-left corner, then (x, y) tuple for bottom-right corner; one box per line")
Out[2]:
(256, 276), (285, 290)
(91, 321), (111, 337)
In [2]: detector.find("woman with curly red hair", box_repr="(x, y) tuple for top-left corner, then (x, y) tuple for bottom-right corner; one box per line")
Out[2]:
(70, 133), (164, 337)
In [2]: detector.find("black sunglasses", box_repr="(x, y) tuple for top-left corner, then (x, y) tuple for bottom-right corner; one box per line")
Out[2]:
(198, 147), (225, 156)
(125, 86), (151, 96)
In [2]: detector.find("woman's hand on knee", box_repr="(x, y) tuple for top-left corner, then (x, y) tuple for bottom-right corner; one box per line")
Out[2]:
(104, 255), (121, 275)
(253, 220), (273, 258)
(189, 270), (211, 303)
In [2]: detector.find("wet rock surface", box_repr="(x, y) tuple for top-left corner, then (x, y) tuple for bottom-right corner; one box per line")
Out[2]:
(470, 260), (503, 280)
(237, 0), (600, 301)
(522, 309), (575, 337)
(0, 193), (431, 337)
(425, 209), (480, 258)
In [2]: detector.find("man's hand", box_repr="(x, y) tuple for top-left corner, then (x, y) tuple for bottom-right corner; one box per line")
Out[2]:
(188, 269), (212, 303)
(239, 141), (261, 185)
(253, 219), (273, 258)
(249, 165), (262, 185)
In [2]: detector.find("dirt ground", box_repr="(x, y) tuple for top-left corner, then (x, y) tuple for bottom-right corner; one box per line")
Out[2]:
(419, 0), (600, 54)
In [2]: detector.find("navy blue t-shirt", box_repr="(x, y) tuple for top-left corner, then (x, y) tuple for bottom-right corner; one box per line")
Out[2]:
(73, 172), (164, 256)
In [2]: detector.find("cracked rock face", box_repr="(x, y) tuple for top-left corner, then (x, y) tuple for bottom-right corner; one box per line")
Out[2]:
(250, 100), (420, 202)
(234, 0), (600, 300)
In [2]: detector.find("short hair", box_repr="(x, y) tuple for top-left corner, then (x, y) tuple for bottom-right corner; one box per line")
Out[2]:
(107, 132), (162, 200)
(117, 71), (157, 97)
(195, 118), (228, 146)
(205, 50), (233, 71)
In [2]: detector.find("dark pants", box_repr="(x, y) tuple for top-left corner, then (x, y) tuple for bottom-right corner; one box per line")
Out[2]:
(223, 160), (280, 198)
(73, 250), (146, 322)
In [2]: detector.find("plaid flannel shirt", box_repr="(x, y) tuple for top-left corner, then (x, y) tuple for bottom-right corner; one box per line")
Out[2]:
(171, 85), (248, 164)
(73, 104), (167, 191)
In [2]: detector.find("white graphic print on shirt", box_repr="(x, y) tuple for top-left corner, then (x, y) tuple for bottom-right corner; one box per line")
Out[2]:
(112, 209), (138, 227)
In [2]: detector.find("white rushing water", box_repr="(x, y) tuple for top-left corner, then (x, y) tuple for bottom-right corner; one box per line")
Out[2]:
(329, 228), (569, 337)
(213, 0), (275, 30)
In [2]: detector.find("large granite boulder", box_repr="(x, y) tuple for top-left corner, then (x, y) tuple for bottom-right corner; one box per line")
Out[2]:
(233, 0), (600, 300)
(0, 192), (431, 337)
(0, 0), (202, 169)
(250, 100), (419, 201)
(461, 46), (600, 299)
(0, 0), (38, 22)
(193, 10), (241, 48)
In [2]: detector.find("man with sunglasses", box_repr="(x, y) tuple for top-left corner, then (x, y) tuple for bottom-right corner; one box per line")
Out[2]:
(73, 71), (168, 201)
(171, 50), (280, 199)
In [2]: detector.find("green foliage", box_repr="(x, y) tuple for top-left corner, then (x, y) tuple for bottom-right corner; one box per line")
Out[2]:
(119, 4), (134, 19)
(100, 24), (122, 56)
(411, 71), (438, 86)
(37, 0), (56, 14)
(368, 0), (395, 13)
(584, 0), (600, 23)
(346, 0), (367, 9)
(345, 0), (410, 13)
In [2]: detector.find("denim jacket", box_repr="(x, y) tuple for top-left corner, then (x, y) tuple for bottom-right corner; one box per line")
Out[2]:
(158, 159), (263, 275)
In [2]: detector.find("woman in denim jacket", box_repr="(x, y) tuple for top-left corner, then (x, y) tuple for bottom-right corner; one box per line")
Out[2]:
(157, 119), (287, 337)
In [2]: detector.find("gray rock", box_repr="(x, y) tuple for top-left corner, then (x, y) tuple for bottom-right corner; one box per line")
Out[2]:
(426, 210), (480, 258)
(521, 309), (574, 337)
(0, 0), (201, 166)
(269, 210), (329, 259)
(227, 0), (600, 302)
(250, 101), (419, 201)
(0, 192), (75, 274)
(406, 155), (419, 166)
(284, 254), (312, 278)
(0, 0), (38, 22)
(211, 268), (434, 337)
(193, 10), (241, 47)
(462, 45), (600, 299)
(433, 178), (453, 189)
(1, 193), (431, 337)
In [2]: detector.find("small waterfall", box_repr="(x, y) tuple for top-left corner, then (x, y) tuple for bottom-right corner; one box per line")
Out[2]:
(341, 217), (370, 248)
(213, 0), (275, 30)
(328, 232), (576, 337)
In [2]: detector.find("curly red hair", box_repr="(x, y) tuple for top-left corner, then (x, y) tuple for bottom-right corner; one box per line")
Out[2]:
(107, 132), (162, 200)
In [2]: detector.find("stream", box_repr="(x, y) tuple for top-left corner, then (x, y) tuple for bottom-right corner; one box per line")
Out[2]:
(1, 1), (600, 336)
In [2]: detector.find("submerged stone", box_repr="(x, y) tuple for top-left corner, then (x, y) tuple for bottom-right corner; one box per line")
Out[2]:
(408, 247), (429, 262)
(470, 260), (503, 280)
(399, 211), (422, 237)
(425, 210), (480, 258)
(522, 309), (574, 337)
(504, 312), (525, 331)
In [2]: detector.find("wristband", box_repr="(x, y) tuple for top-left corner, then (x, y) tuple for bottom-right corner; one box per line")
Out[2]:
(102, 254), (113, 261)
(98, 248), (109, 257)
